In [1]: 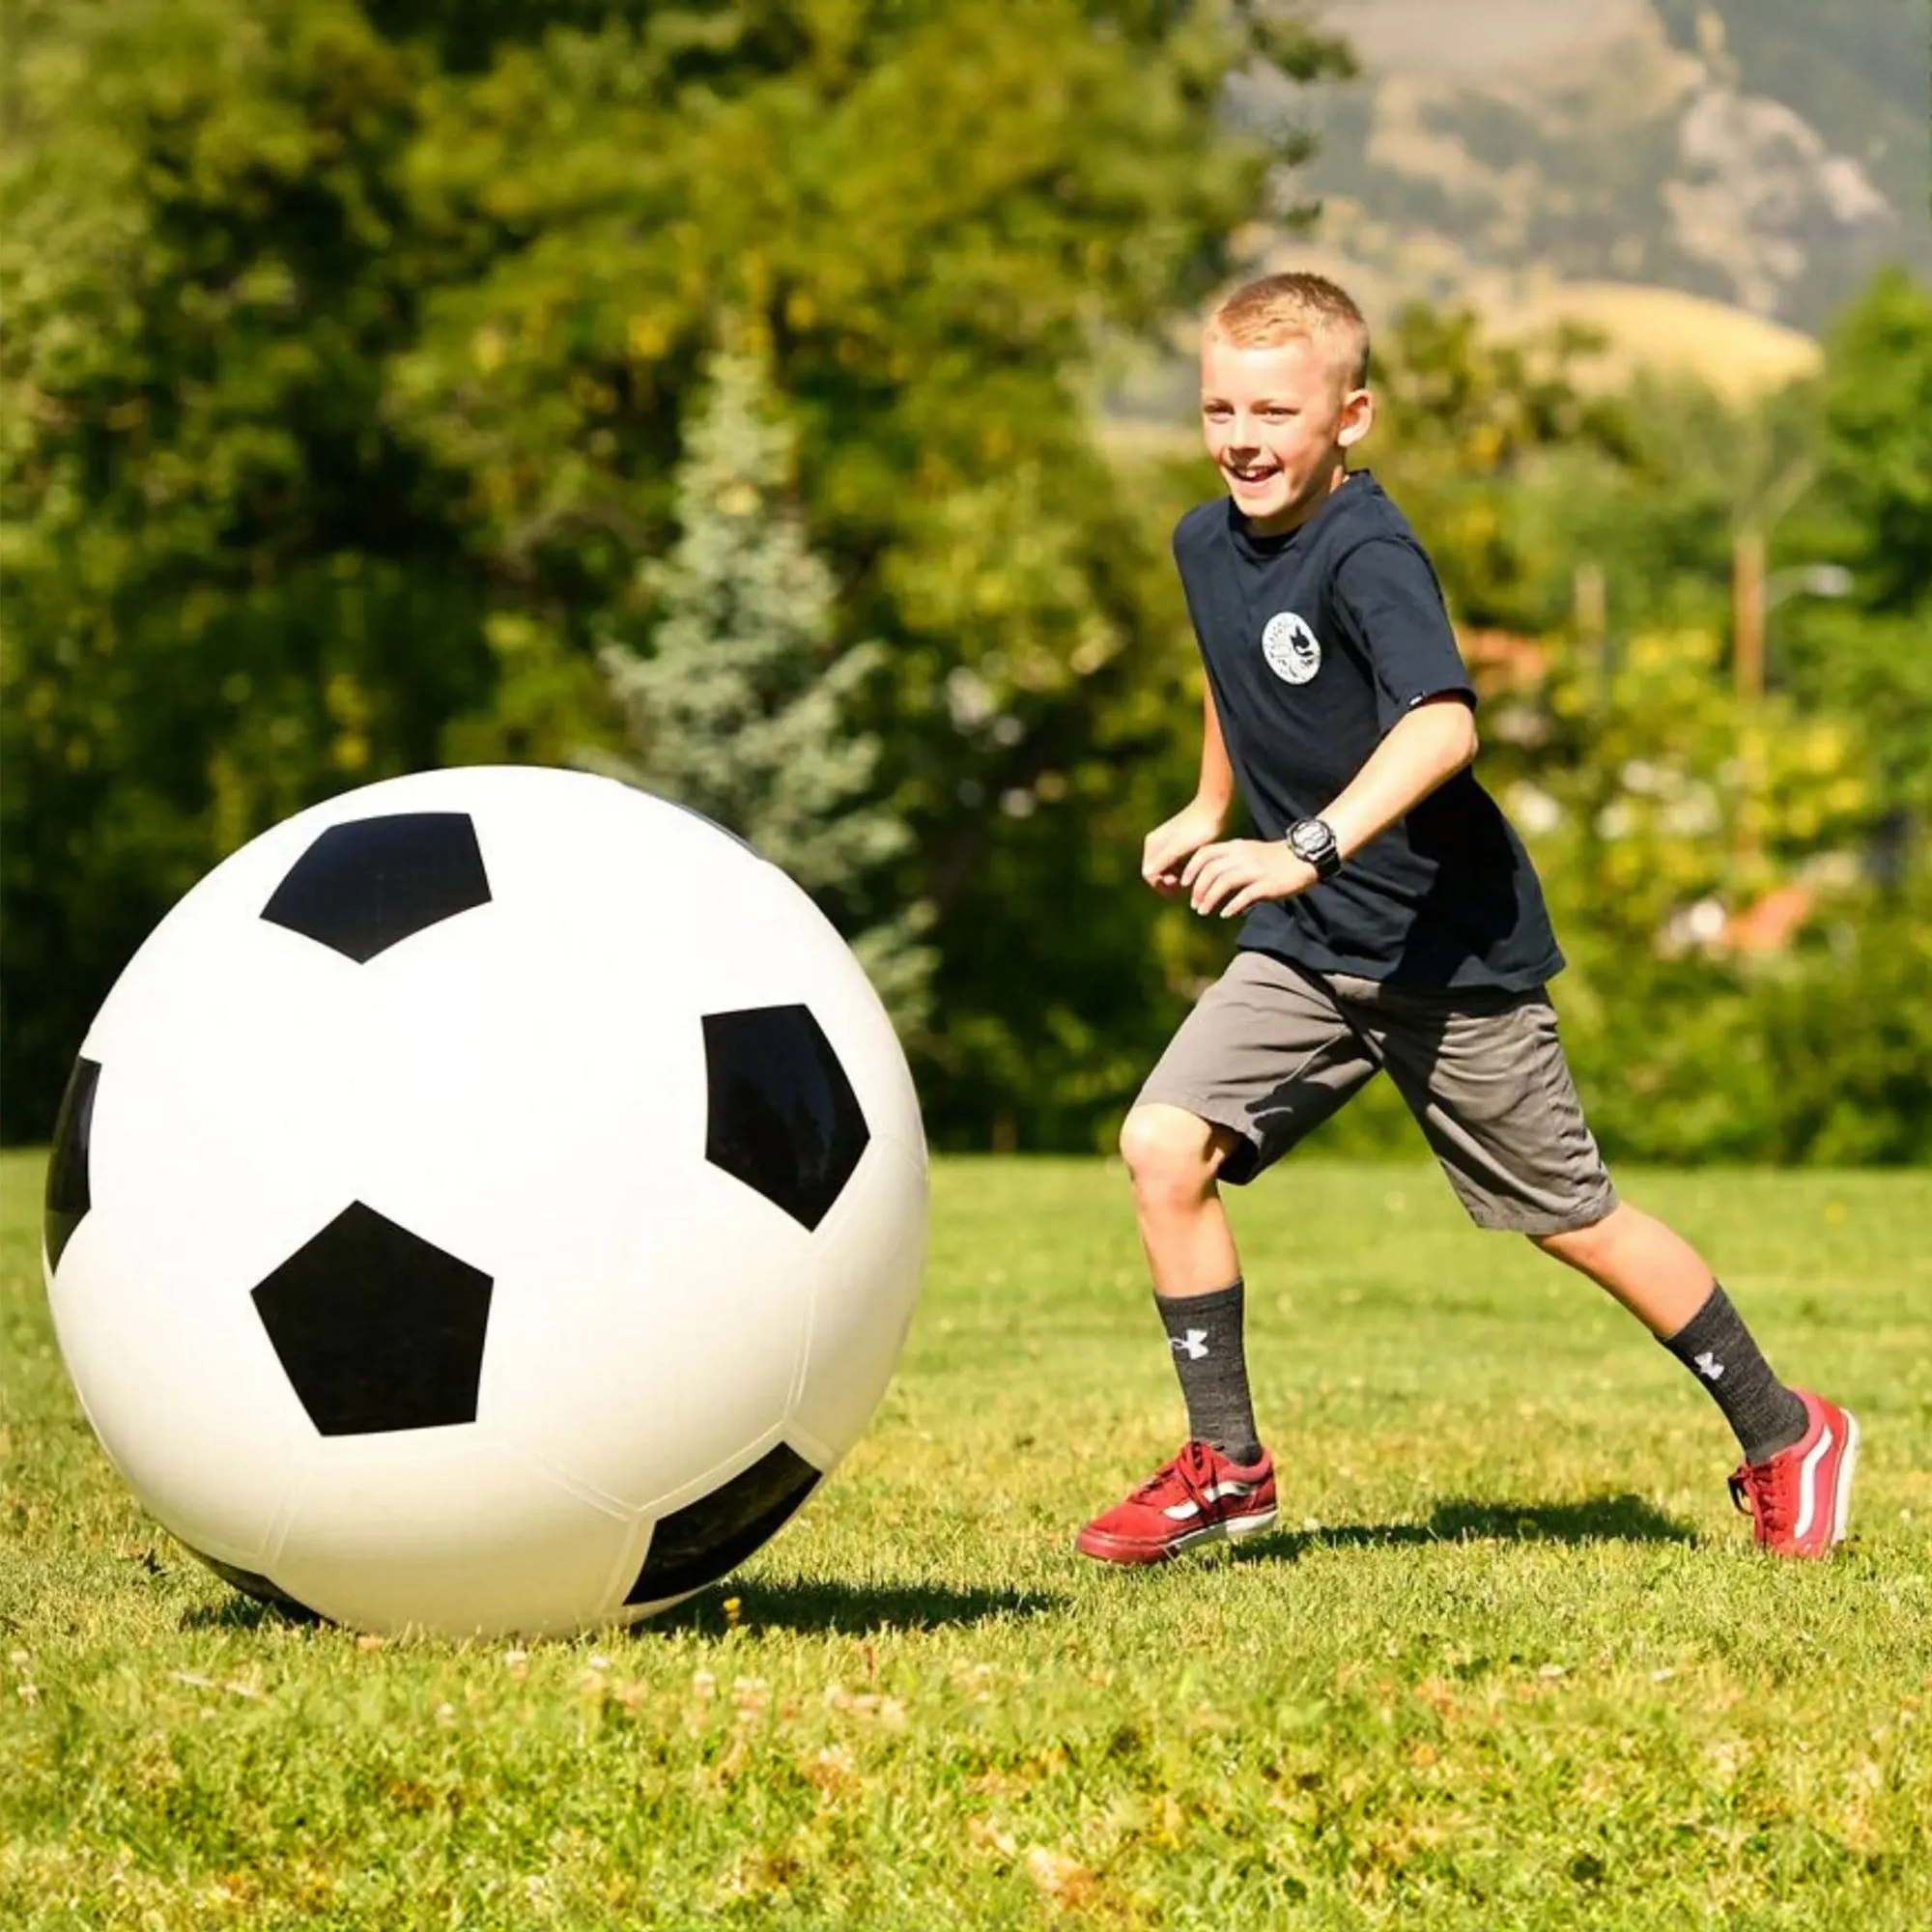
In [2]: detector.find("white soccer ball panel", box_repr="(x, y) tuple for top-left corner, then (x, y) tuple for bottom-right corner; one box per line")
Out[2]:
(270, 1437), (643, 1637)
(494, 1163), (811, 1515)
(45, 1207), (304, 1568)
(790, 1138), (930, 1465)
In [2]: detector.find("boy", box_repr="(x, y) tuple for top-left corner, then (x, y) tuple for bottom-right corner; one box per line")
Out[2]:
(1075, 272), (1857, 1565)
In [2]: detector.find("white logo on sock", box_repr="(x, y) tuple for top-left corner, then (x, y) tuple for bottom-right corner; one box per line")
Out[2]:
(1694, 1350), (1725, 1382)
(1170, 1329), (1210, 1361)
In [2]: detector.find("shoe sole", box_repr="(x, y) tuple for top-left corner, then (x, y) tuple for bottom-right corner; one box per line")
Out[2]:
(1074, 1505), (1280, 1567)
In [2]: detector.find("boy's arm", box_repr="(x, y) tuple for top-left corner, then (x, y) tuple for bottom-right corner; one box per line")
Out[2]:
(1195, 679), (1236, 819)
(1319, 694), (1476, 860)
(1143, 682), (1239, 895)
(1180, 696), (1477, 918)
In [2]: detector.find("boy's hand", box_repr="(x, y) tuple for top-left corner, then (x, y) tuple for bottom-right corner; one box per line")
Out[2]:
(1180, 839), (1320, 919)
(1141, 801), (1227, 897)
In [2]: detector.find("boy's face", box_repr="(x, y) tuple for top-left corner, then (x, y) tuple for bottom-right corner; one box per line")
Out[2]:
(1200, 331), (1372, 533)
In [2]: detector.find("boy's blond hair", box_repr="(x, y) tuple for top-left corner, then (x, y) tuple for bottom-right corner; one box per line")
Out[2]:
(1208, 272), (1371, 390)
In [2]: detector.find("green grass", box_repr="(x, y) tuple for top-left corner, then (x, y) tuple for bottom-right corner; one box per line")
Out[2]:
(3, 1151), (1929, 1930)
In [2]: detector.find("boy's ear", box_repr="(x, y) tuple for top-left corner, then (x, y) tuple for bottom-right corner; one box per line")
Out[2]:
(1336, 388), (1376, 450)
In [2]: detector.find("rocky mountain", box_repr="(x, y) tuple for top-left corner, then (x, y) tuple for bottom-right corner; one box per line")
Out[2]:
(1249, 0), (1930, 347)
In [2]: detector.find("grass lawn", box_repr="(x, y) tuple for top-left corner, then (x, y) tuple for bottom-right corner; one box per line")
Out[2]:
(3, 1150), (1929, 1929)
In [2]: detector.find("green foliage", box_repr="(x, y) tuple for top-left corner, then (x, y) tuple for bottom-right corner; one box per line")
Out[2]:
(0, 0), (502, 1130)
(0, 0), (1340, 1143)
(1776, 269), (1932, 818)
(7, 1151), (1932, 1925)
(379, 0), (1339, 1150)
(2, 0), (1925, 1165)
(1480, 625), (1931, 1164)
(596, 344), (934, 1031)
(1369, 302), (1638, 632)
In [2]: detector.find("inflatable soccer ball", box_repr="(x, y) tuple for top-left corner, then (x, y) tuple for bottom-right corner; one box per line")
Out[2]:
(42, 767), (927, 1635)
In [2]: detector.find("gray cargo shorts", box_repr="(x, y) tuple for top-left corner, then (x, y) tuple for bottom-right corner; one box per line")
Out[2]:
(1136, 949), (1618, 1235)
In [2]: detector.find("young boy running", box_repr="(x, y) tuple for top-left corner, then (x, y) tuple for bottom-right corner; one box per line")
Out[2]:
(1076, 272), (1857, 1566)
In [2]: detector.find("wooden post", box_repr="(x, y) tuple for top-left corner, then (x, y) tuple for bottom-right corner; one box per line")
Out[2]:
(1733, 527), (1765, 701)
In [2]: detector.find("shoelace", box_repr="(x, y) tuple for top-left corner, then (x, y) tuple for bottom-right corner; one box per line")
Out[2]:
(1133, 1441), (1220, 1511)
(1728, 1457), (1796, 1539)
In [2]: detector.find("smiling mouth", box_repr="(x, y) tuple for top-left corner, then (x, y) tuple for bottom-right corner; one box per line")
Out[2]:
(1226, 465), (1279, 487)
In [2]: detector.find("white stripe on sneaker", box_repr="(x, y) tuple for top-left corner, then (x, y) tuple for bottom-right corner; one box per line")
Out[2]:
(1792, 1422), (1834, 1542)
(1161, 1480), (1261, 1522)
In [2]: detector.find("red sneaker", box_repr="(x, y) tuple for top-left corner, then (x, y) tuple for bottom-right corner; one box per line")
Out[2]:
(1728, 1390), (1860, 1558)
(1075, 1440), (1277, 1565)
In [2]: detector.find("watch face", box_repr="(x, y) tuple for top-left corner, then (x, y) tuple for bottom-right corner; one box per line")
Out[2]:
(1292, 821), (1334, 862)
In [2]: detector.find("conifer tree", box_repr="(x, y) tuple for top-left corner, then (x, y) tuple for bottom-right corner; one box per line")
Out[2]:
(597, 345), (934, 1031)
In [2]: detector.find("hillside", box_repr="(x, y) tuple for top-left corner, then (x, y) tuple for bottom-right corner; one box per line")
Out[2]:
(1244, 0), (1930, 364)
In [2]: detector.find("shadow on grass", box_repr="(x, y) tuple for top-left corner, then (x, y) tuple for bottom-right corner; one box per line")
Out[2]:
(179, 1579), (1061, 1639)
(179, 1593), (324, 1633)
(1240, 1492), (1697, 1564)
(647, 1577), (1064, 1637)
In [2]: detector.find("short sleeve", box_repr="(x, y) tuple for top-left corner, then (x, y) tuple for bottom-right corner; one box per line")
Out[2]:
(1332, 538), (1475, 732)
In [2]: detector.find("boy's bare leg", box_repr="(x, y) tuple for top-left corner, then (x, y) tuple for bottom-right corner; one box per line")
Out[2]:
(1530, 1201), (1716, 1338)
(1074, 1103), (1274, 1562)
(1532, 1199), (1813, 1468)
(1118, 1104), (1243, 1295)
(1115, 1103), (1263, 1465)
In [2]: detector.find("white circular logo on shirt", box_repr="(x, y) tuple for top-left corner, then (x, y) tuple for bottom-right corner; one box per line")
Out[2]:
(1261, 611), (1321, 685)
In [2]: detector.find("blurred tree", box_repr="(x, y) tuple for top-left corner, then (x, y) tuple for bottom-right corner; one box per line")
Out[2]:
(1775, 268), (1932, 830)
(0, 0), (529, 1136)
(1489, 625), (1928, 1163)
(594, 342), (934, 1032)
(386, 0), (1350, 1147)
(0, 0), (1350, 1145)
(1366, 302), (1638, 634)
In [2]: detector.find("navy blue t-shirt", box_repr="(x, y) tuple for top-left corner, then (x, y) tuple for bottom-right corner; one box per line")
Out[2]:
(1173, 470), (1562, 989)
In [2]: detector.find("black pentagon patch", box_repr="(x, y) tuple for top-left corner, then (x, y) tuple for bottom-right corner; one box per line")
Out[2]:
(180, 1545), (320, 1622)
(626, 1442), (821, 1604)
(260, 812), (490, 963)
(251, 1202), (492, 1436)
(703, 1005), (868, 1231)
(44, 1055), (101, 1273)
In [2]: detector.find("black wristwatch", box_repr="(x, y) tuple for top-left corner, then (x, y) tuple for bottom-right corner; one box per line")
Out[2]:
(1285, 816), (1343, 881)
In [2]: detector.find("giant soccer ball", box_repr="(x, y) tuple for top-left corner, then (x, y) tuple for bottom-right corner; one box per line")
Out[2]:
(42, 767), (927, 1636)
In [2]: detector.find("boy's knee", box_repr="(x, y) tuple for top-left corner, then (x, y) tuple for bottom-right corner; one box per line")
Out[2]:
(1529, 1205), (1622, 1269)
(1120, 1104), (1227, 1205)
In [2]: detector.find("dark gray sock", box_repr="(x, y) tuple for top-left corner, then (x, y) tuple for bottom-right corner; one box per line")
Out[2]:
(1662, 1282), (1808, 1464)
(1155, 1279), (1263, 1465)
